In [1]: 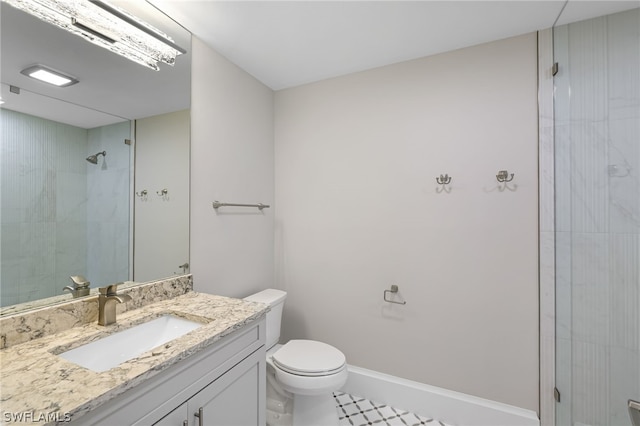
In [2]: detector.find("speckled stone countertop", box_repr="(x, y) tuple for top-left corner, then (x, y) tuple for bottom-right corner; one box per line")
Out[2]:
(0, 292), (268, 425)
(1, 275), (194, 349)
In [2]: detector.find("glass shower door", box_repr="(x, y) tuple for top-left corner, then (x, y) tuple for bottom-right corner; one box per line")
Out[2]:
(554, 8), (640, 426)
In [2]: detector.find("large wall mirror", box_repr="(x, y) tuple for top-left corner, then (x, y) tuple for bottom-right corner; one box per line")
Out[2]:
(0, 0), (191, 315)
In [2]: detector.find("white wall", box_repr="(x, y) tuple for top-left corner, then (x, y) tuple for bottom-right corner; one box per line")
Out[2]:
(134, 110), (190, 282)
(274, 33), (539, 411)
(190, 37), (275, 298)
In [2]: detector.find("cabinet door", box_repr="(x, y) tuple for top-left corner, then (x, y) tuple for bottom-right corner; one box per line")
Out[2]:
(189, 350), (265, 426)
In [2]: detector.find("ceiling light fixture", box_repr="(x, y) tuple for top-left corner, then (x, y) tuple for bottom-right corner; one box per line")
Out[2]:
(21, 65), (79, 87)
(2, 0), (186, 71)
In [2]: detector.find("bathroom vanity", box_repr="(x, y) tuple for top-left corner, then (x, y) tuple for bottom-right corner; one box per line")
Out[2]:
(73, 315), (265, 425)
(0, 277), (268, 425)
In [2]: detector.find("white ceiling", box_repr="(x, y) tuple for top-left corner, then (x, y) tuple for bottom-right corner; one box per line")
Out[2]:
(2, 0), (638, 128)
(153, 0), (640, 91)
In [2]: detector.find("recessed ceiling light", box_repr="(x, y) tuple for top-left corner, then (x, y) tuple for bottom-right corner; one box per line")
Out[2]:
(20, 65), (79, 87)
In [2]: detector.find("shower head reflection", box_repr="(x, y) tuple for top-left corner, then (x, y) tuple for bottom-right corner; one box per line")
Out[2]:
(86, 151), (106, 164)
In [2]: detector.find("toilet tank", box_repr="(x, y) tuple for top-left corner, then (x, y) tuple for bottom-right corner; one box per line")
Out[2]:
(244, 289), (287, 350)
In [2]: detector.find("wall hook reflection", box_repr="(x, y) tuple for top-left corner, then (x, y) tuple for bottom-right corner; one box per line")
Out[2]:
(496, 170), (514, 182)
(608, 164), (631, 178)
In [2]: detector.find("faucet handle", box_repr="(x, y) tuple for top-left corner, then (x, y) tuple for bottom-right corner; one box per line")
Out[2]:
(70, 275), (90, 289)
(99, 284), (120, 295)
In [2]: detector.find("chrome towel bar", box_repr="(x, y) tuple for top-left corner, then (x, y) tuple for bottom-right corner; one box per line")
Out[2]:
(212, 201), (270, 210)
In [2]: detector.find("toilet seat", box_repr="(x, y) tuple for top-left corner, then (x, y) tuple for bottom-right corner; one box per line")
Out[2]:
(272, 340), (346, 377)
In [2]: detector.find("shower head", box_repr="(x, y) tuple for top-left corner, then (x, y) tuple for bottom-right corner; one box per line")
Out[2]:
(86, 151), (106, 164)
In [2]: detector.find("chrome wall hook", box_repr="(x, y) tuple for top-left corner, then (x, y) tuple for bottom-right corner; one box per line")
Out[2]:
(496, 170), (514, 182)
(436, 174), (452, 193)
(435, 174), (452, 185)
(156, 188), (168, 196)
(383, 285), (406, 305)
(135, 190), (148, 198)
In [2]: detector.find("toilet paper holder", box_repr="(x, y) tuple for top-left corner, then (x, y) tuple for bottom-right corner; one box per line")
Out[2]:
(384, 285), (406, 305)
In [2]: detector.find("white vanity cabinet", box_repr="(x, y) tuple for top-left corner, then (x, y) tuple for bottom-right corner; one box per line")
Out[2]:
(72, 318), (266, 426)
(154, 349), (262, 426)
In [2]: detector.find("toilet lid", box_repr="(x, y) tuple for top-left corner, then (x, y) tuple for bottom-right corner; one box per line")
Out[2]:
(272, 340), (346, 377)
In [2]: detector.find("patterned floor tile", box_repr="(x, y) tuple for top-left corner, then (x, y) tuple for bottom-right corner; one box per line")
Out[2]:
(333, 391), (450, 426)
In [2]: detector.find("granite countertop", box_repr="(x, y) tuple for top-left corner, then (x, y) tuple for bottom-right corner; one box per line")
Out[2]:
(0, 292), (268, 425)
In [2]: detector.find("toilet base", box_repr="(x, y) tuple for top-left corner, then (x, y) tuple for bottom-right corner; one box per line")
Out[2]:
(265, 387), (340, 426)
(266, 370), (293, 426)
(292, 393), (340, 426)
(266, 399), (293, 426)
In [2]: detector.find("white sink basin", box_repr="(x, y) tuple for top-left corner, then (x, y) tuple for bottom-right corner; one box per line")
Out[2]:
(59, 315), (203, 372)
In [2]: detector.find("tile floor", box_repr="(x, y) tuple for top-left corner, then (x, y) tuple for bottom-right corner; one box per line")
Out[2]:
(333, 391), (451, 426)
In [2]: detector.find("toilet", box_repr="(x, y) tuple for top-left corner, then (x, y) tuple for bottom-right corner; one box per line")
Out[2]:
(244, 289), (348, 426)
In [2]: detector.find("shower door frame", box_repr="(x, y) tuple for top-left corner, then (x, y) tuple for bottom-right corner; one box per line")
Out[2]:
(538, 27), (556, 426)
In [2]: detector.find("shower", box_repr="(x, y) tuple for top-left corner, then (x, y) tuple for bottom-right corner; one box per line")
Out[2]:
(552, 9), (640, 426)
(86, 151), (106, 164)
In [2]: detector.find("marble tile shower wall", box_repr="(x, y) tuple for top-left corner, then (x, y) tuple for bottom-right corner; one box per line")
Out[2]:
(553, 9), (640, 426)
(86, 122), (131, 288)
(0, 110), (131, 307)
(1, 110), (88, 306)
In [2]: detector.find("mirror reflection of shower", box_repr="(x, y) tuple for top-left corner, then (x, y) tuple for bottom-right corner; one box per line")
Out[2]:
(86, 150), (106, 164)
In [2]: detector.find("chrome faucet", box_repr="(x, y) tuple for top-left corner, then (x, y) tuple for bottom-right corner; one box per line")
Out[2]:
(98, 284), (132, 326)
(63, 275), (91, 298)
(630, 400), (640, 426)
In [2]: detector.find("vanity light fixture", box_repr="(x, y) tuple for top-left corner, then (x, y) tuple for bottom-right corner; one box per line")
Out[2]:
(3, 0), (186, 71)
(20, 65), (79, 87)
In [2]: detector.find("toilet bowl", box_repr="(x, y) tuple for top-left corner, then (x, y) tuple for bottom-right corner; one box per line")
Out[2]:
(271, 339), (348, 396)
(244, 289), (347, 426)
